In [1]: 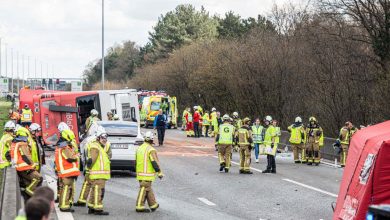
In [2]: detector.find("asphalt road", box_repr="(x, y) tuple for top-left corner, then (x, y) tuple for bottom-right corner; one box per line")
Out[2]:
(42, 129), (343, 220)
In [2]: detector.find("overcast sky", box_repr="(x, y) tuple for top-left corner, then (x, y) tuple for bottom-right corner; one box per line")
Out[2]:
(0, 0), (306, 79)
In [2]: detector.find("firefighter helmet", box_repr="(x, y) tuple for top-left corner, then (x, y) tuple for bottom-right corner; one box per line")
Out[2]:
(113, 114), (119, 120)
(29, 123), (41, 132)
(211, 107), (216, 112)
(57, 122), (70, 132)
(309, 117), (317, 122)
(265, 115), (272, 122)
(232, 112), (239, 117)
(96, 126), (107, 139)
(222, 114), (230, 121)
(144, 131), (154, 141)
(4, 121), (16, 131)
(91, 109), (99, 116)
(295, 117), (302, 123)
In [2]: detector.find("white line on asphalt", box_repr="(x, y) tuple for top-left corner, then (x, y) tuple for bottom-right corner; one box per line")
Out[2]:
(198, 197), (216, 206)
(45, 175), (75, 220)
(282, 178), (338, 198)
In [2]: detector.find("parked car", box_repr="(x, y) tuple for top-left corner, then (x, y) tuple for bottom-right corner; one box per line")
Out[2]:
(80, 121), (143, 171)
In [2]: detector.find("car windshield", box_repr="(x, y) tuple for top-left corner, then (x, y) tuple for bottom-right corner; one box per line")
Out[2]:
(100, 123), (138, 137)
(150, 101), (161, 111)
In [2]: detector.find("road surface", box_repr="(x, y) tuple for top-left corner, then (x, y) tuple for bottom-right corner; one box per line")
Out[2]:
(42, 129), (343, 220)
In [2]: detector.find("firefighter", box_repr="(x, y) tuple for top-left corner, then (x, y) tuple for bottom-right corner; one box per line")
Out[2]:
(305, 117), (323, 166)
(181, 108), (189, 131)
(232, 112), (242, 152)
(0, 121), (15, 169)
(28, 123), (44, 173)
(135, 131), (164, 212)
(288, 117), (306, 163)
(86, 128), (111, 215)
(58, 122), (78, 152)
(184, 107), (194, 137)
(11, 127), (43, 197)
(216, 114), (235, 173)
(74, 127), (111, 208)
(236, 118), (253, 174)
(210, 107), (217, 137)
(9, 109), (20, 124)
(339, 121), (358, 167)
(262, 116), (277, 174)
(202, 110), (211, 137)
(85, 109), (100, 133)
(20, 104), (33, 128)
(193, 106), (201, 138)
(251, 118), (264, 163)
(55, 140), (80, 212)
(107, 112), (113, 121)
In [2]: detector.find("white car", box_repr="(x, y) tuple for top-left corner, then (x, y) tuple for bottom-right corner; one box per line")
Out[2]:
(80, 121), (143, 171)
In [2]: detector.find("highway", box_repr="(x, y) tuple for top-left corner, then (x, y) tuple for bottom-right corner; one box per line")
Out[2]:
(42, 129), (343, 220)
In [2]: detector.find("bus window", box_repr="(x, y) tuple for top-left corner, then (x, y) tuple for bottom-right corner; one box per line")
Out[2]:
(76, 95), (100, 135)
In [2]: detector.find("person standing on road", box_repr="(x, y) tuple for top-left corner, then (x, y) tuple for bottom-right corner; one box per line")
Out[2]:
(210, 108), (217, 137)
(232, 112), (242, 152)
(193, 106), (201, 138)
(55, 141), (80, 212)
(11, 127), (43, 197)
(154, 109), (167, 146)
(339, 121), (358, 167)
(58, 122), (78, 152)
(305, 117), (323, 166)
(216, 114), (235, 173)
(181, 108), (189, 131)
(184, 107), (194, 137)
(262, 116), (277, 174)
(288, 117), (306, 163)
(251, 118), (264, 163)
(135, 131), (164, 212)
(85, 109), (100, 133)
(20, 104), (33, 128)
(28, 123), (44, 173)
(202, 110), (211, 137)
(86, 128), (111, 215)
(0, 121), (15, 169)
(236, 118), (253, 174)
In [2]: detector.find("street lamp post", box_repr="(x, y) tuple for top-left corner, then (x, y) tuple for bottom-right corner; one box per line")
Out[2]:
(11, 48), (13, 93)
(5, 44), (7, 78)
(0, 37), (2, 78)
(102, 0), (105, 90)
(16, 51), (19, 93)
(22, 54), (24, 88)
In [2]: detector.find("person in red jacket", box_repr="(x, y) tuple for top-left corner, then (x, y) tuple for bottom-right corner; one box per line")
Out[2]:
(193, 106), (201, 138)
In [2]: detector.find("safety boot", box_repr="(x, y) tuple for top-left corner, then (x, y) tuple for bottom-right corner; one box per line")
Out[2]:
(239, 169), (245, 174)
(294, 161), (300, 164)
(271, 170), (276, 174)
(73, 201), (86, 207)
(315, 162), (320, 166)
(255, 159), (259, 163)
(150, 204), (159, 212)
(219, 162), (225, 172)
(307, 162), (312, 165)
(94, 210), (110, 215)
(224, 168), (229, 173)
(60, 208), (75, 212)
(245, 170), (253, 174)
(262, 169), (271, 173)
(136, 208), (151, 213)
(88, 208), (95, 214)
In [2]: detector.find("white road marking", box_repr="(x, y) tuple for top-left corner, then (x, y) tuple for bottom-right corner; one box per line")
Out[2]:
(198, 197), (216, 206)
(282, 178), (338, 198)
(45, 175), (75, 220)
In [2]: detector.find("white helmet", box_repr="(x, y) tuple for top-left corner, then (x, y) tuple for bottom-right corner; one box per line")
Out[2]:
(265, 115), (272, 122)
(211, 107), (216, 112)
(222, 114), (230, 121)
(91, 109), (99, 116)
(57, 122), (70, 132)
(193, 106), (198, 110)
(4, 121), (16, 131)
(95, 126), (107, 139)
(233, 112), (239, 117)
(29, 123), (41, 132)
(113, 114), (119, 120)
(295, 116), (302, 123)
(144, 131), (154, 141)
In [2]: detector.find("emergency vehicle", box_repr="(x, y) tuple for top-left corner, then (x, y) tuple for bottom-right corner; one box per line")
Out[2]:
(141, 95), (178, 129)
(19, 88), (140, 146)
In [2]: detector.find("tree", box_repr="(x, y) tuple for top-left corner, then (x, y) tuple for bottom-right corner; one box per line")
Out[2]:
(217, 12), (246, 39)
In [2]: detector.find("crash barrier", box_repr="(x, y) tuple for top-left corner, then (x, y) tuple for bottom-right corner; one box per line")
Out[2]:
(0, 167), (24, 219)
(279, 131), (338, 161)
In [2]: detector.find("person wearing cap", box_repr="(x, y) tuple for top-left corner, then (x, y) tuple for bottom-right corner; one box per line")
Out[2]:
(28, 123), (44, 173)
(55, 140), (80, 212)
(20, 104), (33, 128)
(236, 118), (253, 174)
(11, 127), (43, 197)
(216, 114), (235, 173)
(262, 115), (277, 174)
(193, 106), (201, 138)
(288, 117), (306, 163)
(85, 127), (111, 215)
(85, 109), (100, 133)
(0, 121), (15, 169)
(107, 112), (114, 121)
(305, 117), (323, 166)
(135, 131), (164, 212)
(338, 121), (358, 167)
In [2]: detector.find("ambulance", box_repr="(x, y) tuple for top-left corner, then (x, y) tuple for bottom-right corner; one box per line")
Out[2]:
(141, 95), (178, 129)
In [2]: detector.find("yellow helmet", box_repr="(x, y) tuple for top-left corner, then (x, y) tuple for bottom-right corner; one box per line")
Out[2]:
(309, 117), (317, 122)
(16, 127), (30, 137)
(243, 117), (251, 124)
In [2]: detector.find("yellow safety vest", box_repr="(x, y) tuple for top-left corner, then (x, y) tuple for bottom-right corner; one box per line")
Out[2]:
(288, 125), (304, 144)
(251, 125), (263, 144)
(61, 129), (78, 152)
(21, 108), (33, 123)
(136, 142), (157, 181)
(339, 127), (350, 145)
(218, 124), (235, 145)
(237, 128), (250, 145)
(202, 113), (210, 125)
(27, 135), (40, 171)
(89, 142), (111, 180)
(0, 133), (13, 169)
(264, 125), (277, 146)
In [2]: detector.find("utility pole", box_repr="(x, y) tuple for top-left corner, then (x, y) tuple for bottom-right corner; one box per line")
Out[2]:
(34, 57), (37, 88)
(11, 48), (13, 93)
(0, 37), (2, 78)
(27, 56), (30, 87)
(5, 44), (7, 78)
(102, 0), (105, 90)
(16, 51), (19, 93)
(22, 54), (24, 87)
(40, 61), (43, 87)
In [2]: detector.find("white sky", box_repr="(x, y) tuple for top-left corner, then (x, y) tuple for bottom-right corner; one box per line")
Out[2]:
(0, 0), (306, 79)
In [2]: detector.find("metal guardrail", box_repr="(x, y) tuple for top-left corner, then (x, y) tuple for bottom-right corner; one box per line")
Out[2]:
(1, 167), (24, 220)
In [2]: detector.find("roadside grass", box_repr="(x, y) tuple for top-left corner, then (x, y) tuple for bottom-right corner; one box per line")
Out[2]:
(0, 100), (12, 135)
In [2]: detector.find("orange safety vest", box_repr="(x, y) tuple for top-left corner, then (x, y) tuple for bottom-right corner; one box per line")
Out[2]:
(10, 112), (20, 120)
(55, 146), (80, 178)
(10, 142), (34, 171)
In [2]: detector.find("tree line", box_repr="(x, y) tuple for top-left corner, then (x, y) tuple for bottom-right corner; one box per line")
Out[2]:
(83, 1), (390, 136)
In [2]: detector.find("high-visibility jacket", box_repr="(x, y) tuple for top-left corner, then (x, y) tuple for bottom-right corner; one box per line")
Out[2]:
(136, 142), (158, 181)
(0, 133), (13, 169)
(202, 113), (210, 126)
(237, 127), (250, 145)
(55, 146), (80, 178)
(61, 129), (78, 152)
(27, 135), (40, 171)
(233, 119), (242, 130)
(185, 112), (193, 123)
(9, 111), (20, 120)
(20, 108), (33, 123)
(288, 124), (305, 144)
(251, 125), (264, 144)
(264, 125), (277, 146)
(305, 126), (323, 143)
(339, 127), (349, 145)
(210, 112), (217, 123)
(89, 142), (111, 180)
(86, 116), (99, 130)
(10, 142), (34, 171)
(218, 123), (235, 145)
